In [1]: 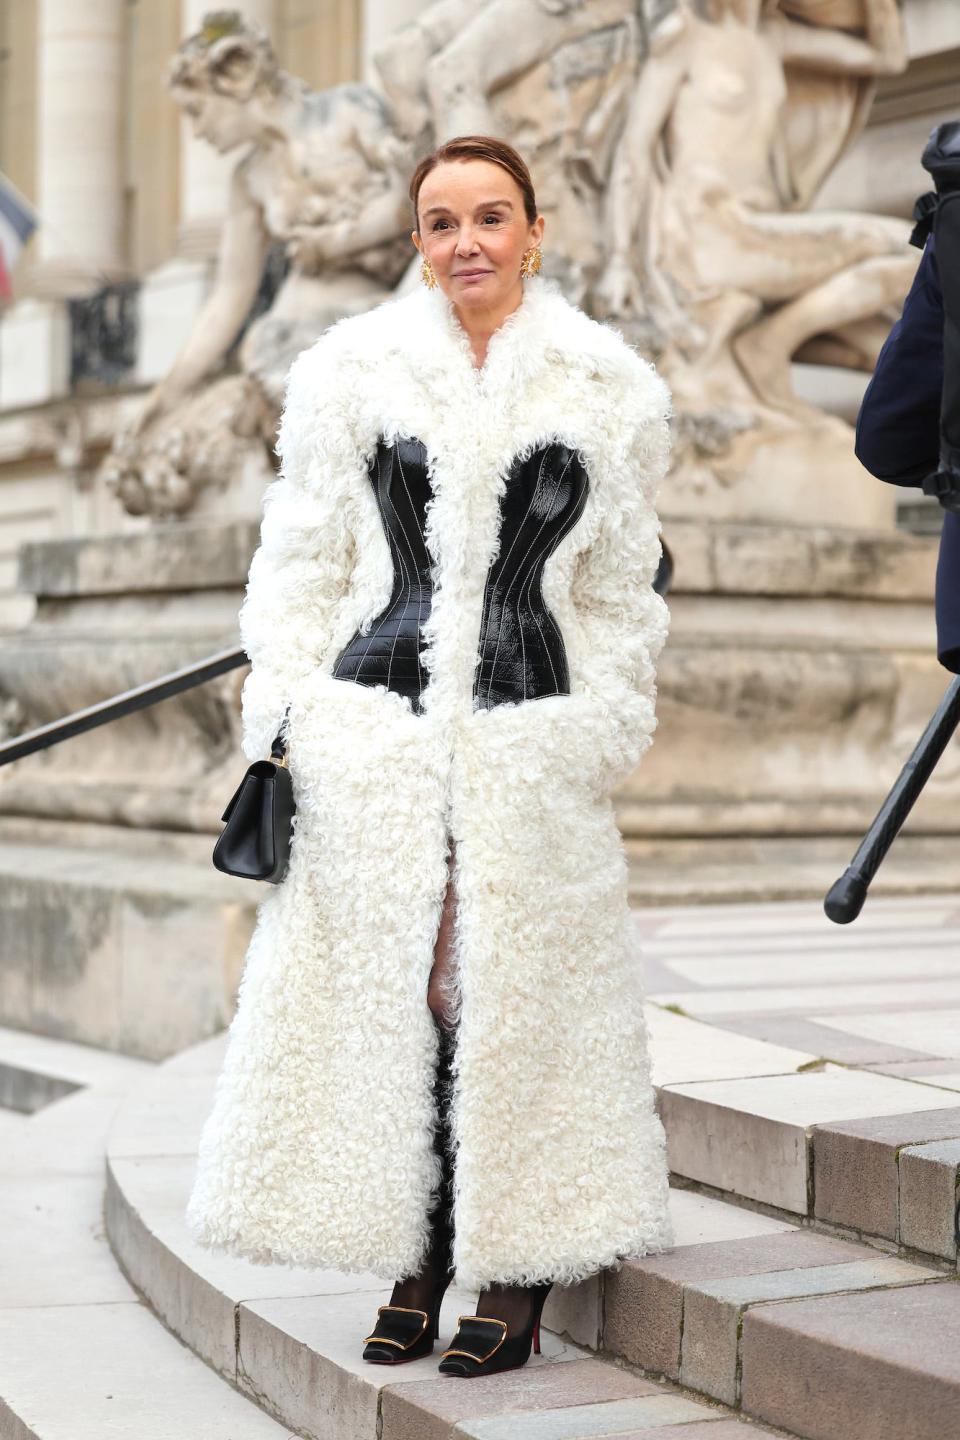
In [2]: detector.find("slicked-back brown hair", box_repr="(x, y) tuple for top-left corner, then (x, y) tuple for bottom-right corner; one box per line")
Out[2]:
(409, 135), (538, 234)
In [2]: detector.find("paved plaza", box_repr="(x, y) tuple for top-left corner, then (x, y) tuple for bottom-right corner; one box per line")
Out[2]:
(639, 892), (960, 1081)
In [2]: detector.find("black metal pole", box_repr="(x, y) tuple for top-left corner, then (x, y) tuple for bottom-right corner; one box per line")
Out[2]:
(824, 674), (960, 924)
(0, 645), (248, 767)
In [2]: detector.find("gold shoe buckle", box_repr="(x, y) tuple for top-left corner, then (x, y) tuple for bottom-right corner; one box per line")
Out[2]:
(363, 1304), (430, 1350)
(440, 1314), (508, 1364)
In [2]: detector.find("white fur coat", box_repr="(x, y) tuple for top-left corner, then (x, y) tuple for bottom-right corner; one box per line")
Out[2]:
(185, 272), (674, 1289)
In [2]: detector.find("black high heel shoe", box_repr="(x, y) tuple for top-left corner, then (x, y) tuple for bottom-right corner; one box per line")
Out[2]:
(362, 1292), (447, 1365)
(363, 1024), (457, 1365)
(438, 1281), (554, 1377)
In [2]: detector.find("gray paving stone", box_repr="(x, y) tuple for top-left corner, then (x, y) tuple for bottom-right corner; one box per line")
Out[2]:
(898, 1139), (960, 1261)
(811, 1109), (960, 1241)
(451, 1394), (721, 1438)
(728, 1015), (932, 1066)
(2, 1168), (136, 1308)
(162, 1031), (230, 1075)
(653, 979), (960, 1020)
(106, 1065), (217, 1158)
(680, 1257), (937, 1406)
(817, 1008), (960, 1058)
(0, 1301), (292, 1439)
(667, 1189), (795, 1247)
(741, 1281), (960, 1440)
(652, 941), (960, 988)
(603, 1230), (874, 1379)
(646, 1005), (814, 1086)
(380, 1359), (660, 1440)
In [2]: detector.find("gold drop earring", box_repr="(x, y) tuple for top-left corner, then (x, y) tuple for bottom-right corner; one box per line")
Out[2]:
(520, 246), (542, 278)
(420, 254), (438, 289)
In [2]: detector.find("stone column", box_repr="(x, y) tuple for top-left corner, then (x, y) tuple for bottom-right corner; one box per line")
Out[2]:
(177, 0), (278, 257)
(34, 0), (125, 296)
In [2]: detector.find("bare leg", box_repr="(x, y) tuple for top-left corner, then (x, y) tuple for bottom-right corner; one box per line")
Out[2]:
(427, 838), (459, 1032)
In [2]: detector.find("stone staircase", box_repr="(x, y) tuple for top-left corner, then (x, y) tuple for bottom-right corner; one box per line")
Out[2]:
(5, 894), (960, 1438)
(101, 1029), (799, 1440)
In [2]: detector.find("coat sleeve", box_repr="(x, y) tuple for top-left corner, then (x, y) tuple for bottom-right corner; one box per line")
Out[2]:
(568, 366), (673, 787)
(237, 340), (360, 761)
(854, 237), (944, 485)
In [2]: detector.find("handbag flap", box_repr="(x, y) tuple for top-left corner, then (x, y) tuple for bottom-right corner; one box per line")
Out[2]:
(221, 759), (281, 823)
(213, 762), (295, 883)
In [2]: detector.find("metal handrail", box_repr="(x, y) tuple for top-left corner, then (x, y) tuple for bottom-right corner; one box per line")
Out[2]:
(0, 645), (248, 768)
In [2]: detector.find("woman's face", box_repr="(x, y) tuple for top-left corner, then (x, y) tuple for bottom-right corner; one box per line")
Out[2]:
(412, 159), (544, 314)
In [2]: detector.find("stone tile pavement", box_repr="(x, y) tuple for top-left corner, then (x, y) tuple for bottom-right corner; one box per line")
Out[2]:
(637, 895), (960, 1065)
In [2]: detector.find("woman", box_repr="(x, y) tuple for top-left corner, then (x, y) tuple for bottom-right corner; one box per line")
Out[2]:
(186, 134), (674, 1378)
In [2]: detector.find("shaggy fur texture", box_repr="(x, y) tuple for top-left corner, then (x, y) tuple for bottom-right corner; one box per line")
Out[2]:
(185, 273), (675, 1289)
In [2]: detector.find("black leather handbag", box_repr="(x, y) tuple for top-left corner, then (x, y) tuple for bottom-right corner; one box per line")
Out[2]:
(212, 707), (295, 883)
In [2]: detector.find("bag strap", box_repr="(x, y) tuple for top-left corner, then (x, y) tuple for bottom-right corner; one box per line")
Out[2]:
(269, 704), (291, 762)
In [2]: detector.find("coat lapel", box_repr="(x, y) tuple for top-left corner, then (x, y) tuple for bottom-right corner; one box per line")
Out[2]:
(388, 273), (632, 417)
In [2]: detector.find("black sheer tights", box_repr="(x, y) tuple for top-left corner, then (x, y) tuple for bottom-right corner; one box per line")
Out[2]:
(387, 1016), (456, 1314)
(388, 844), (544, 1338)
(387, 846), (458, 1316)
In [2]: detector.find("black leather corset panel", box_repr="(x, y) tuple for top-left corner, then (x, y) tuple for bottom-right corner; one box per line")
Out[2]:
(332, 437), (433, 707)
(474, 442), (589, 709)
(331, 436), (590, 713)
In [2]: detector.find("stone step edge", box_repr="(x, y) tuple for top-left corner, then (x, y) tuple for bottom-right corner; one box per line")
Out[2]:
(624, 839), (960, 904)
(665, 1173), (958, 1274)
(657, 1079), (960, 1271)
(603, 1225), (947, 1419)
